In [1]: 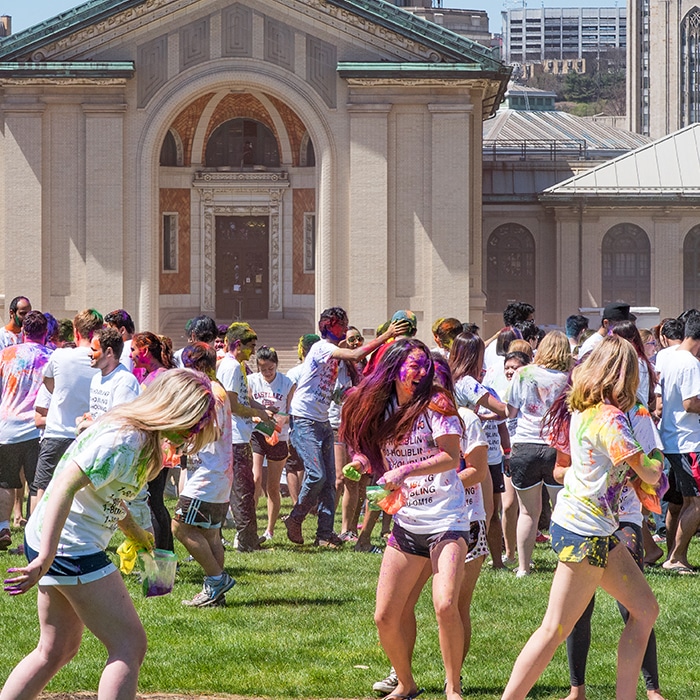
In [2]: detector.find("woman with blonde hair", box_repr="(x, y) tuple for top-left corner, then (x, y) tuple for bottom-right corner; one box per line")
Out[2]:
(2, 369), (219, 700)
(502, 336), (663, 700)
(505, 330), (571, 577)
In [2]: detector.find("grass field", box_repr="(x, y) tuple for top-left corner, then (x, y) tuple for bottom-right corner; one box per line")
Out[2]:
(1, 501), (699, 699)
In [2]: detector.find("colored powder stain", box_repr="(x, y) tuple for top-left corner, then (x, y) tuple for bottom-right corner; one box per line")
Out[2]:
(557, 624), (564, 638)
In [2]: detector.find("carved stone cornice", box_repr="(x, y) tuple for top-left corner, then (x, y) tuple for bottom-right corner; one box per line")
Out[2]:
(194, 170), (290, 188)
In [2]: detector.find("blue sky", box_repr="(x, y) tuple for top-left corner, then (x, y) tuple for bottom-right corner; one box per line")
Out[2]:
(3, 0), (622, 34)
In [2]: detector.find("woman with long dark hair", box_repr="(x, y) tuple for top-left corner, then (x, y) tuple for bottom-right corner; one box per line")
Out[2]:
(341, 339), (466, 700)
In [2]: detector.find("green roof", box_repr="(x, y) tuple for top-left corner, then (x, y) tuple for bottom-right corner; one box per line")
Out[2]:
(0, 61), (134, 79)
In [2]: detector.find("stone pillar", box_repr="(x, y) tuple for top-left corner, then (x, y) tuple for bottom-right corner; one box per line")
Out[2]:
(555, 208), (583, 319)
(652, 214), (682, 316)
(347, 103), (391, 329)
(83, 103), (127, 313)
(428, 103), (472, 323)
(3, 100), (45, 308)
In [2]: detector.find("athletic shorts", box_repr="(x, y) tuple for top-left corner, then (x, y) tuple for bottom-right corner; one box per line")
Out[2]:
(25, 540), (116, 586)
(173, 496), (228, 529)
(0, 438), (40, 489)
(250, 431), (289, 461)
(285, 440), (304, 473)
(32, 437), (75, 494)
(662, 462), (683, 506)
(489, 460), (506, 494)
(388, 521), (469, 559)
(665, 453), (700, 498)
(509, 443), (558, 490)
(465, 519), (489, 563)
(550, 522), (618, 569)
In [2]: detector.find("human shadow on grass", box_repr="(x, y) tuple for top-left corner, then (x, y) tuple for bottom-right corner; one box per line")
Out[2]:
(173, 566), (296, 583)
(225, 594), (353, 607)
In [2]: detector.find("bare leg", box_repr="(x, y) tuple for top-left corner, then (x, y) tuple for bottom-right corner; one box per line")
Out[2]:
(173, 521), (225, 576)
(12, 470), (27, 527)
(487, 493), (504, 569)
(286, 468), (304, 505)
(459, 554), (485, 662)
(252, 452), (265, 508)
(374, 547), (432, 697)
(501, 476), (518, 563)
(356, 508), (381, 551)
(514, 483), (542, 575)
(641, 519), (664, 566)
(334, 442), (347, 511)
(265, 458), (286, 536)
(665, 496), (700, 568)
(431, 537), (468, 700)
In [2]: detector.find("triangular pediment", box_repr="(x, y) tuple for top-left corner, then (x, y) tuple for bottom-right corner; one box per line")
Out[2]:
(0, 0), (502, 70)
(542, 122), (700, 201)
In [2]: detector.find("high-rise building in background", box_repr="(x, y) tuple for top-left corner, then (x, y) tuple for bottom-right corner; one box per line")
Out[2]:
(502, 7), (626, 64)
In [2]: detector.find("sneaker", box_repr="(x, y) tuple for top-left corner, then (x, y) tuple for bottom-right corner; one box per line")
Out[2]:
(373, 668), (399, 696)
(0, 528), (11, 550)
(314, 532), (344, 549)
(535, 530), (550, 543)
(284, 515), (304, 544)
(181, 572), (236, 607)
(339, 530), (358, 542)
(258, 531), (273, 546)
(233, 533), (240, 550)
(501, 556), (517, 569)
(515, 569), (531, 579)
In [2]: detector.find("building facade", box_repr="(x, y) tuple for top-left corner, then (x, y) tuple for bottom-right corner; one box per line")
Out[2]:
(0, 0), (509, 335)
(503, 7), (626, 65)
(627, 0), (700, 139)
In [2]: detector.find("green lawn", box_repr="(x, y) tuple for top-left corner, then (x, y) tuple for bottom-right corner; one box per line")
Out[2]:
(1, 503), (699, 699)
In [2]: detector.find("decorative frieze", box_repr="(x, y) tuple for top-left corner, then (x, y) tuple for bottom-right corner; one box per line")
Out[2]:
(306, 36), (337, 108)
(137, 34), (168, 107)
(180, 18), (210, 72)
(222, 4), (253, 58)
(264, 17), (295, 72)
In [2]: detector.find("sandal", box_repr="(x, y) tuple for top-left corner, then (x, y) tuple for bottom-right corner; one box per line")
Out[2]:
(385, 690), (424, 700)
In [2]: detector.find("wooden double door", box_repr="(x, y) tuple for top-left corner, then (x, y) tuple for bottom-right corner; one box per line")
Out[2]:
(215, 216), (269, 320)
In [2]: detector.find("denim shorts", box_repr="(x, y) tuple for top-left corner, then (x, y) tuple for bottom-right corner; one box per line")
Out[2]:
(509, 442), (558, 490)
(25, 540), (116, 586)
(388, 522), (469, 559)
(550, 522), (618, 569)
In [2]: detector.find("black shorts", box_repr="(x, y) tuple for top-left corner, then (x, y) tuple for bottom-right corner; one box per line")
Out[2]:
(665, 453), (700, 498)
(387, 521), (469, 559)
(285, 440), (304, 473)
(31, 437), (74, 494)
(0, 438), (40, 489)
(250, 431), (289, 461)
(662, 463), (683, 506)
(173, 497), (228, 529)
(509, 443), (558, 490)
(489, 460), (506, 494)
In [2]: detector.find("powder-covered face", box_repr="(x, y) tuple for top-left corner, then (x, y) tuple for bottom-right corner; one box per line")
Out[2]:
(89, 336), (106, 370)
(504, 359), (525, 381)
(396, 349), (431, 397)
(130, 343), (149, 368)
(346, 330), (363, 348)
(325, 319), (348, 343)
(235, 339), (256, 361)
(13, 299), (31, 328)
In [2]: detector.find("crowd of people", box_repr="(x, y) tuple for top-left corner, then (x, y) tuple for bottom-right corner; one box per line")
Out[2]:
(0, 293), (697, 700)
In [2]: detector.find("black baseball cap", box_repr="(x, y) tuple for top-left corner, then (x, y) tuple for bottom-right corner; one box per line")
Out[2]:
(602, 302), (634, 322)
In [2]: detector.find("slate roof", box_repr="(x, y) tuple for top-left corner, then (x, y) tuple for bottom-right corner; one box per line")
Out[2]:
(541, 122), (700, 201)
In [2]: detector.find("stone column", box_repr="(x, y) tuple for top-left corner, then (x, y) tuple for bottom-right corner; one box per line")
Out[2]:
(83, 103), (127, 313)
(652, 213), (682, 316)
(555, 208), (583, 319)
(428, 103), (472, 323)
(3, 100), (45, 307)
(347, 103), (391, 329)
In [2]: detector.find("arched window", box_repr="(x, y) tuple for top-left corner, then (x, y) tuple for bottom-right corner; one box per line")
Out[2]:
(684, 225), (700, 309)
(486, 224), (535, 313)
(681, 8), (700, 127)
(601, 224), (650, 306)
(159, 130), (178, 166)
(205, 118), (280, 168)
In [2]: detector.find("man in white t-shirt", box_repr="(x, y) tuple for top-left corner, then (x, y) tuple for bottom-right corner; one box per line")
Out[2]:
(578, 302), (634, 359)
(657, 312), (700, 573)
(653, 318), (684, 382)
(32, 309), (102, 509)
(484, 301), (534, 370)
(216, 322), (271, 552)
(284, 307), (406, 548)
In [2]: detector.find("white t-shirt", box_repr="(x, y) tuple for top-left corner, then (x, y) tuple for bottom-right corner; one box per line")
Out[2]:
(0, 327), (20, 350)
(286, 363), (303, 386)
(217, 354), (253, 444)
(289, 339), (339, 422)
(506, 364), (568, 444)
(454, 375), (489, 412)
(26, 421), (151, 555)
(653, 344), (680, 384)
(43, 347), (99, 439)
(637, 358), (650, 407)
(89, 365), (140, 418)
(120, 339), (134, 372)
(658, 348), (700, 453)
(180, 382), (233, 504)
(483, 340), (500, 371)
(578, 331), (604, 358)
(459, 407), (489, 522)
(328, 362), (353, 430)
(247, 370), (294, 440)
(384, 403), (467, 535)
(552, 403), (642, 537)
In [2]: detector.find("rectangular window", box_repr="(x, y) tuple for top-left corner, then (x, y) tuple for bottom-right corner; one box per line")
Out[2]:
(303, 212), (316, 273)
(162, 213), (178, 273)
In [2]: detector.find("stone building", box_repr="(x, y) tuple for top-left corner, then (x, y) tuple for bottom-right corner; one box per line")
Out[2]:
(0, 0), (509, 337)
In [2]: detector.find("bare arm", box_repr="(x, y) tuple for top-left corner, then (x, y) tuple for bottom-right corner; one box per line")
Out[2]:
(378, 433), (461, 489)
(683, 396), (700, 414)
(331, 320), (408, 362)
(458, 444), (488, 489)
(476, 392), (506, 419)
(34, 405), (48, 430)
(227, 390), (269, 422)
(553, 450), (571, 484)
(4, 461), (90, 594)
(43, 376), (55, 394)
(117, 506), (155, 550)
(625, 449), (663, 485)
